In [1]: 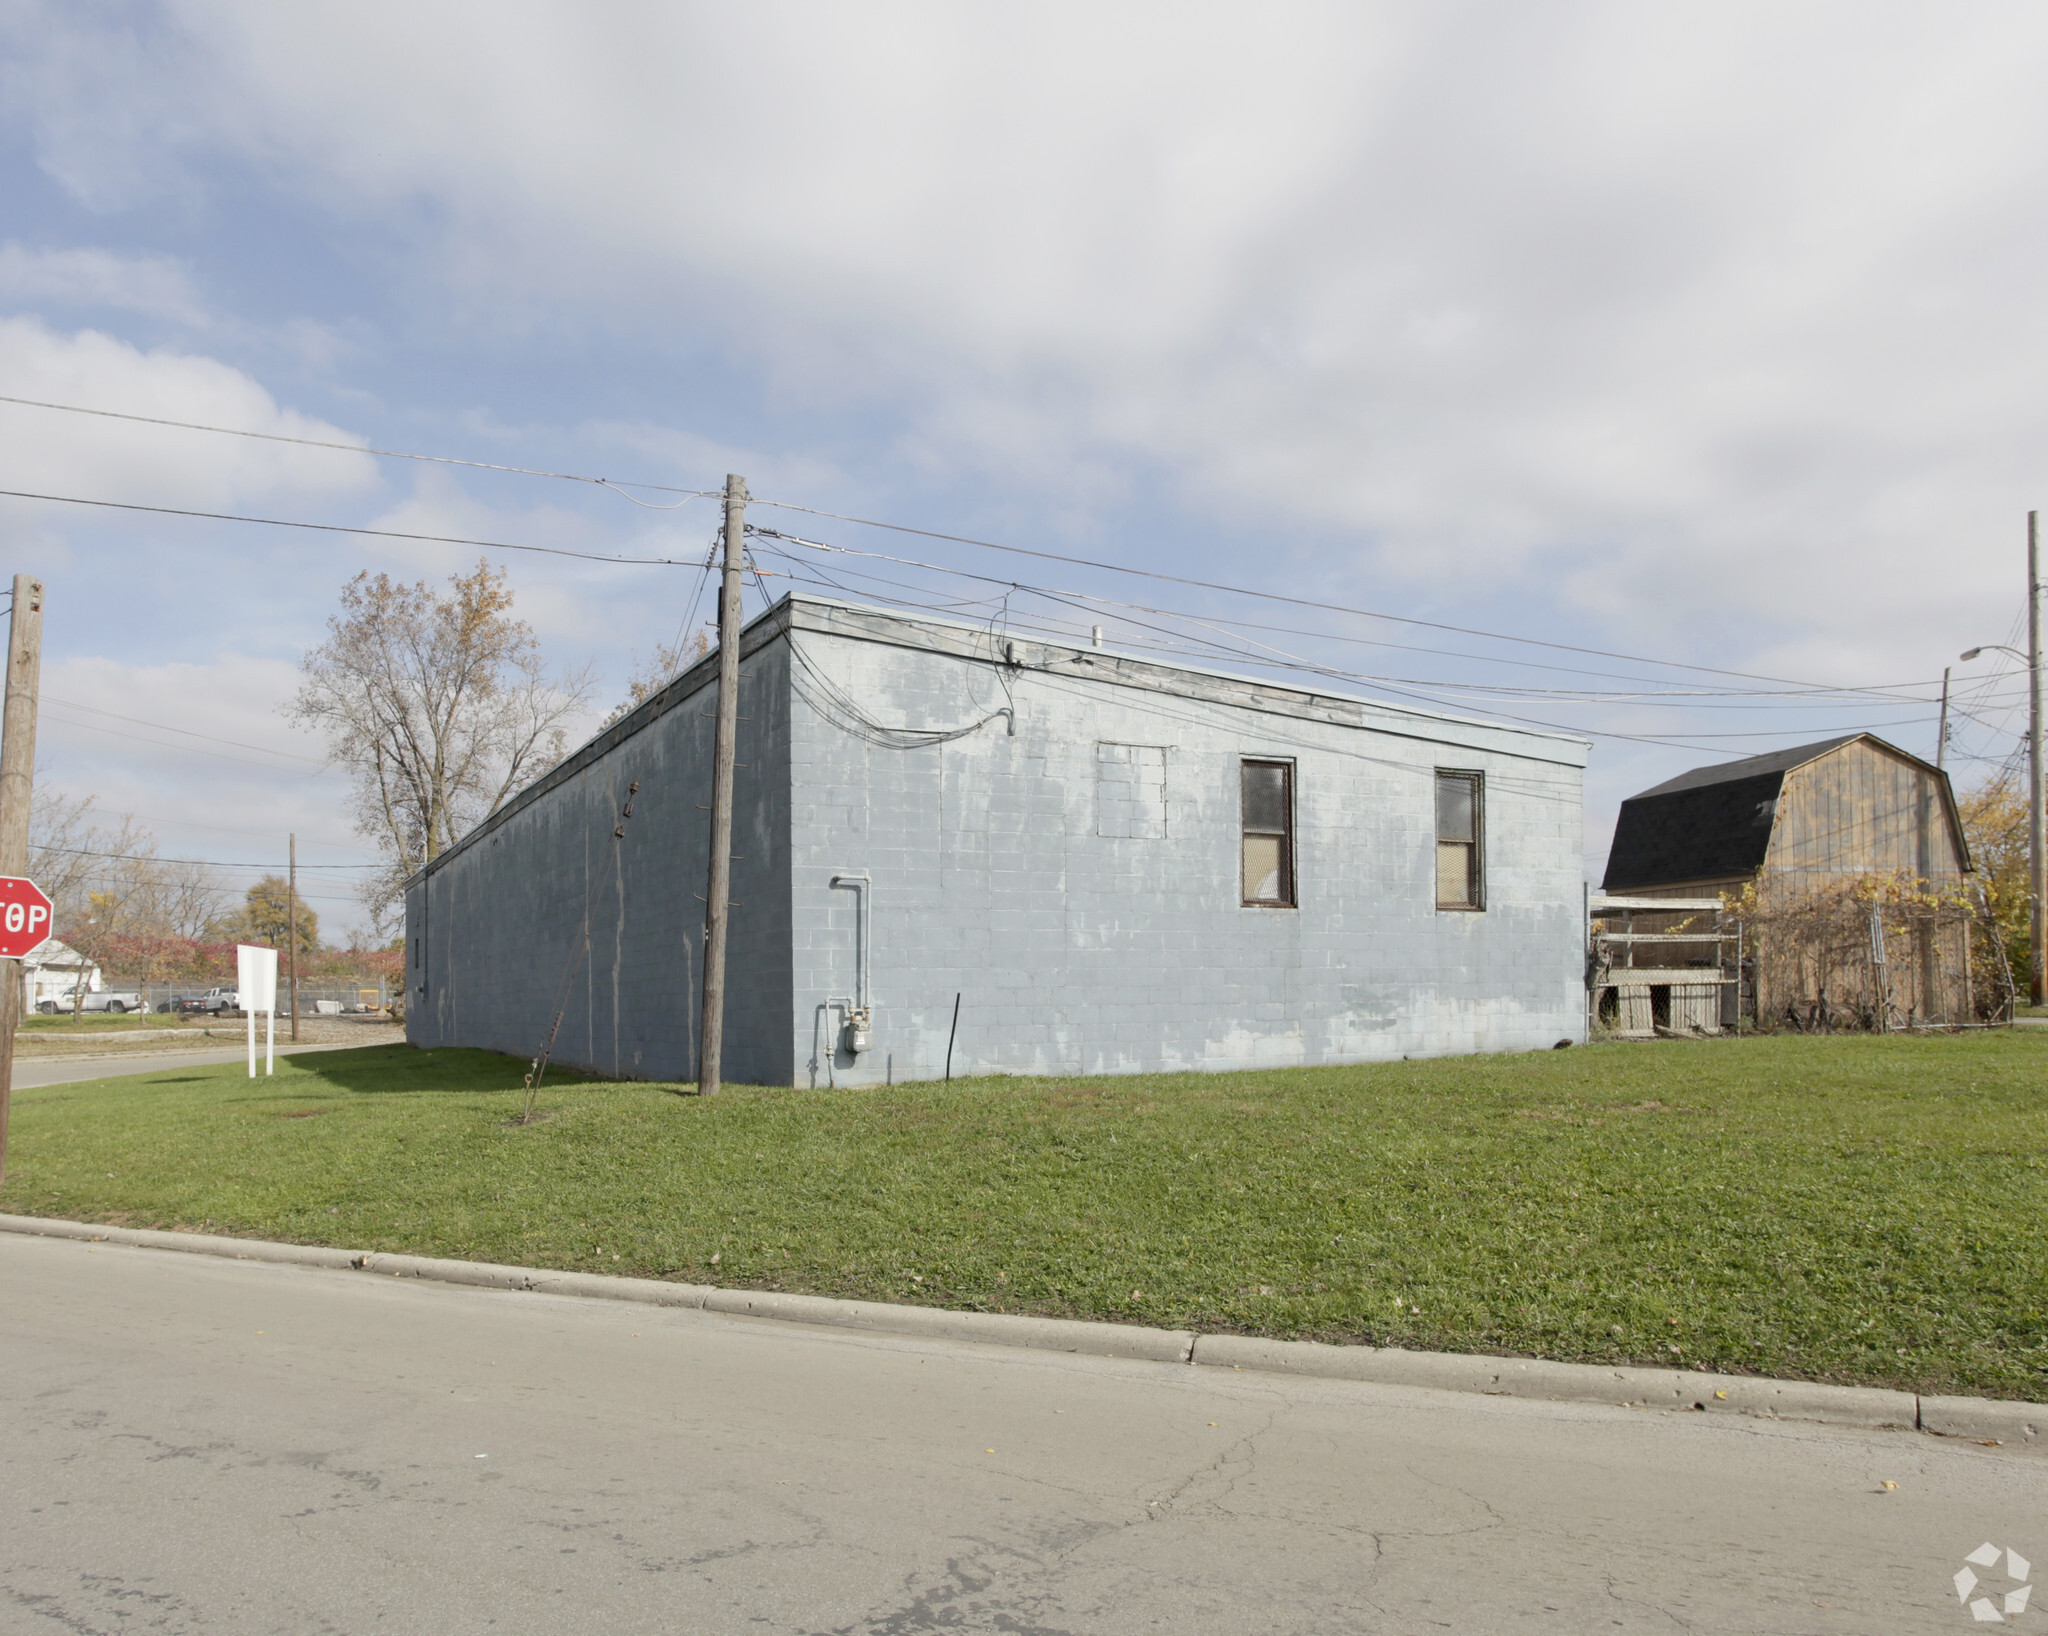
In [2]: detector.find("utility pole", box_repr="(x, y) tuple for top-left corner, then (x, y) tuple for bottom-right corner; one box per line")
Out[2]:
(0, 575), (44, 1184)
(1937, 666), (1951, 771)
(698, 473), (746, 1094)
(288, 833), (299, 1042)
(2031, 512), (2046, 1006)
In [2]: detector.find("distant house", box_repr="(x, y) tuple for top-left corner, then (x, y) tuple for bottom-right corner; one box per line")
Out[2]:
(1601, 734), (1978, 1028)
(19, 938), (101, 1013)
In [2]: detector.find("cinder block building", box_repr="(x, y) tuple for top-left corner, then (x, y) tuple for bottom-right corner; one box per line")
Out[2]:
(404, 596), (1589, 1083)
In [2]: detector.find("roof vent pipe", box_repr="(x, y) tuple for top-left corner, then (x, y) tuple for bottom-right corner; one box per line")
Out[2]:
(1091, 625), (1103, 648)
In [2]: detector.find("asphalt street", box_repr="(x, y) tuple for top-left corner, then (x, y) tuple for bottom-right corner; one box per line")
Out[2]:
(2, 1231), (2042, 1634)
(8, 1041), (360, 1089)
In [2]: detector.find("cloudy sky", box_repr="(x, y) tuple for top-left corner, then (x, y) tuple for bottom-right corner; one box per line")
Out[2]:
(1, 0), (2043, 937)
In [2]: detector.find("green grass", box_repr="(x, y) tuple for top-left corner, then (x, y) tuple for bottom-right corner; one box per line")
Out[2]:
(3, 1034), (2045, 1398)
(15, 1013), (183, 1031)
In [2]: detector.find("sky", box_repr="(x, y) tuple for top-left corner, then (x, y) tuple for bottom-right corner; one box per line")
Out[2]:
(0, 0), (2044, 941)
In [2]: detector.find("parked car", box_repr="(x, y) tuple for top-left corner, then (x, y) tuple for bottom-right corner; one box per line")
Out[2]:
(195, 987), (241, 1014)
(157, 997), (212, 1015)
(79, 991), (144, 1014)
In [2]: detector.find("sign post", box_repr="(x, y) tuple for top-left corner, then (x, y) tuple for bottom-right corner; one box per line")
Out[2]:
(238, 944), (278, 1077)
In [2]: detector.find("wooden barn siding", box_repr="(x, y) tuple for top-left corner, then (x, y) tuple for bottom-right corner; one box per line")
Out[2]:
(1596, 744), (1976, 1026)
(1766, 740), (1967, 887)
(1756, 742), (1971, 1023)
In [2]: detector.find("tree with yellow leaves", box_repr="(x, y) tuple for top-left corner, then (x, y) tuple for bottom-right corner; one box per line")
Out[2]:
(1957, 773), (2030, 996)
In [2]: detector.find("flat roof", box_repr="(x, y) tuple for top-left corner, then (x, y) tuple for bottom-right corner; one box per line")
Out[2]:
(409, 593), (1588, 887)
(788, 594), (1590, 756)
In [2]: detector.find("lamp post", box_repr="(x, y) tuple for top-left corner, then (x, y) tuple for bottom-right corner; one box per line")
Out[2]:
(1963, 526), (2047, 1005)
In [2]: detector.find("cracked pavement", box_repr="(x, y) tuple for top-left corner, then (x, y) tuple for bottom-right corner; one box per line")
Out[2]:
(2, 1232), (2042, 1633)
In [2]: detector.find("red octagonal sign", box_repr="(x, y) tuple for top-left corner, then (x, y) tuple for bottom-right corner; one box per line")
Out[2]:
(0, 875), (53, 958)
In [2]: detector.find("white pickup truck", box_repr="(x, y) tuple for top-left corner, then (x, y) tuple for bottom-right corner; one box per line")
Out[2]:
(71, 990), (144, 1014)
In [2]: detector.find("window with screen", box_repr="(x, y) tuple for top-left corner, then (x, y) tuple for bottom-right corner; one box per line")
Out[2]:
(1241, 760), (1294, 907)
(1436, 770), (1483, 910)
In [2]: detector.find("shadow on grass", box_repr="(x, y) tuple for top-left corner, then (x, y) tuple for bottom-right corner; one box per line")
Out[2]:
(283, 1044), (605, 1097)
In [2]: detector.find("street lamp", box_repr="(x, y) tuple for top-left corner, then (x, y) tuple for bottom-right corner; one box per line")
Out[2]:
(1961, 509), (2047, 1008)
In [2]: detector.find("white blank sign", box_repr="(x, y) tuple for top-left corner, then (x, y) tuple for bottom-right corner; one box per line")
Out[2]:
(237, 944), (278, 1013)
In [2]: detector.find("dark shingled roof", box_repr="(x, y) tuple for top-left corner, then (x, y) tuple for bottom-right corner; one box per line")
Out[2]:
(1601, 736), (1860, 892)
(1627, 736), (1861, 800)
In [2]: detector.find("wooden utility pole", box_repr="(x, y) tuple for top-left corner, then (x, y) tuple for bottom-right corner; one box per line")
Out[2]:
(288, 833), (300, 1042)
(1937, 666), (1951, 771)
(0, 575), (44, 1184)
(2031, 513), (2046, 1006)
(697, 473), (746, 1094)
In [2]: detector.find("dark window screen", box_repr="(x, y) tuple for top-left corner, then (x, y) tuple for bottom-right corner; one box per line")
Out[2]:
(1241, 760), (1294, 906)
(1435, 771), (1483, 909)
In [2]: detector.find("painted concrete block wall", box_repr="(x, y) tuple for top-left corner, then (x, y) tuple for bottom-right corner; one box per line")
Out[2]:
(405, 637), (794, 1084)
(407, 596), (1586, 1088)
(784, 611), (1587, 1086)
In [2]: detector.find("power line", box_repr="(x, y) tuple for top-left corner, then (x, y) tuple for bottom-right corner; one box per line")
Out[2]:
(36, 843), (377, 869)
(757, 540), (2024, 732)
(79, 809), (366, 851)
(42, 708), (345, 779)
(0, 489), (703, 568)
(747, 501), (1933, 696)
(0, 393), (718, 502)
(0, 386), (1998, 707)
(44, 696), (332, 766)
(752, 541), (1953, 754)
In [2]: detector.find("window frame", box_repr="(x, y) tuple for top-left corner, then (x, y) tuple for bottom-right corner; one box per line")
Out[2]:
(1240, 757), (1297, 909)
(1434, 768), (1486, 912)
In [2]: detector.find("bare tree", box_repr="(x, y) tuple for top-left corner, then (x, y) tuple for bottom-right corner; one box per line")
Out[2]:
(146, 858), (230, 941)
(287, 559), (595, 928)
(30, 790), (120, 927)
(28, 793), (225, 938)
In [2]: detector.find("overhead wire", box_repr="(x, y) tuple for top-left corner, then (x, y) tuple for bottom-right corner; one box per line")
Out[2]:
(748, 533), (1962, 755)
(44, 696), (333, 766)
(1, 390), (2012, 717)
(747, 498), (1947, 698)
(7, 388), (2033, 764)
(0, 489), (706, 568)
(743, 550), (1011, 749)
(36, 843), (377, 869)
(0, 393), (718, 502)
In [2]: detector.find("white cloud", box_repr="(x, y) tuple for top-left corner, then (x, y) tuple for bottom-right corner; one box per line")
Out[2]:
(0, 243), (206, 323)
(35, 650), (378, 925)
(0, 317), (380, 511)
(1, 3), (2027, 671)
(8, 0), (2048, 848)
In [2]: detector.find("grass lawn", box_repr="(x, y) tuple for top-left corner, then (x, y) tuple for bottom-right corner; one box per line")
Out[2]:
(14, 1013), (185, 1031)
(2, 1032), (2044, 1399)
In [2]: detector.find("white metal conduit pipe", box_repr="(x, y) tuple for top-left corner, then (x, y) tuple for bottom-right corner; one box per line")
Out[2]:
(831, 873), (872, 1053)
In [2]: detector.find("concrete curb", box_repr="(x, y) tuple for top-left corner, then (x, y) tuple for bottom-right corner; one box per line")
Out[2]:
(2, 1212), (2034, 1441)
(1189, 1335), (1921, 1430)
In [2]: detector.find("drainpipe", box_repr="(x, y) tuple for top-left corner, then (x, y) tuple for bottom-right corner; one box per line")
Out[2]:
(831, 874), (872, 1053)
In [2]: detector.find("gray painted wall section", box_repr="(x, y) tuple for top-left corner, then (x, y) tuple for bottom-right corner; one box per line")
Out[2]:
(405, 595), (1586, 1087)
(785, 606), (1586, 1086)
(404, 635), (793, 1085)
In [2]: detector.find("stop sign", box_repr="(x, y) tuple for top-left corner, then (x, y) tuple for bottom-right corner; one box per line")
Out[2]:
(0, 876), (53, 958)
